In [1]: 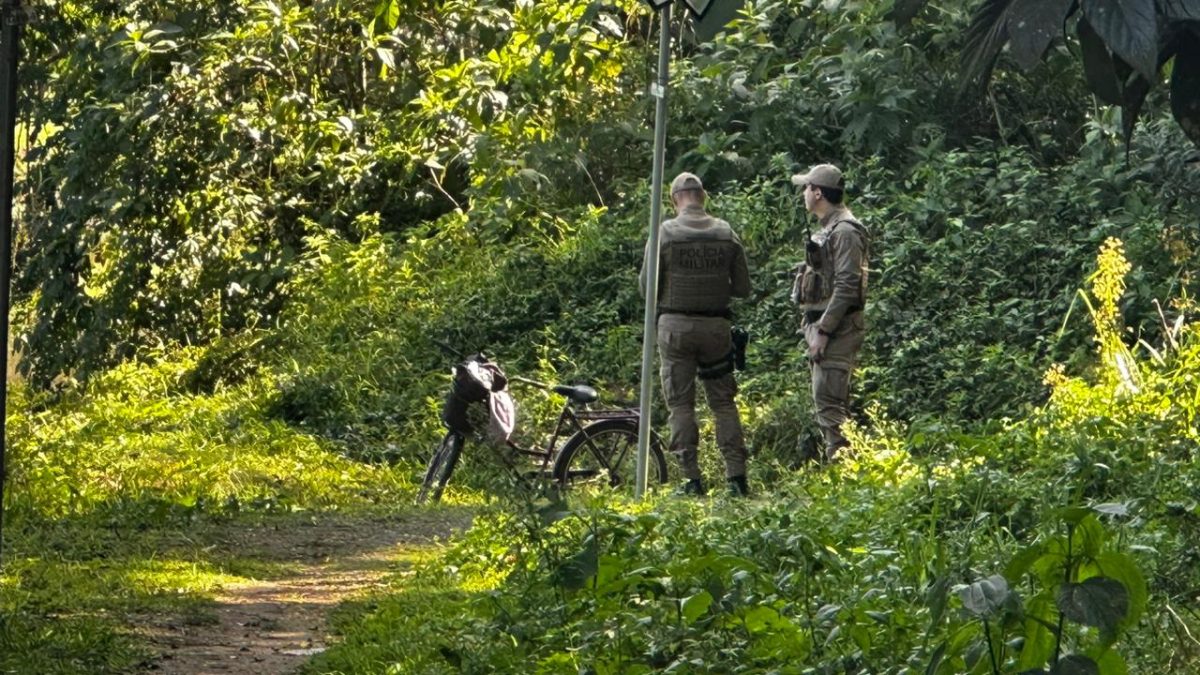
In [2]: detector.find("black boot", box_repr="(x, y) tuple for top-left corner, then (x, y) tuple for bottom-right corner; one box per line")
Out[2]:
(727, 475), (750, 497)
(675, 478), (707, 497)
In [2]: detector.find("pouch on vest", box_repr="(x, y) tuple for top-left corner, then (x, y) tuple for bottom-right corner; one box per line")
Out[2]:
(791, 262), (826, 306)
(795, 222), (869, 307)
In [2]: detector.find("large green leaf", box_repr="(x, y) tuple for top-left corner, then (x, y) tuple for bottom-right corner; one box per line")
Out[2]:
(957, 574), (1011, 619)
(961, 0), (1101, 82)
(1161, 0), (1200, 20)
(1089, 552), (1148, 630)
(1078, 16), (1124, 104)
(1118, 71), (1153, 148)
(1056, 577), (1129, 635)
(1091, 648), (1130, 675)
(1056, 506), (1094, 527)
(1008, 0), (1075, 70)
(1077, 15), (1154, 142)
(742, 605), (773, 632)
(926, 575), (951, 627)
(1071, 514), (1108, 559)
(1080, 0), (1159, 81)
(1170, 26), (1200, 145)
(961, 0), (1020, 86)
(1017, 593), (1058, 671)
(372, 0), (401, 33)
(1005, 541), (1048, 581)
(554, 535), (600, 591)
(681, 590), (713, 625)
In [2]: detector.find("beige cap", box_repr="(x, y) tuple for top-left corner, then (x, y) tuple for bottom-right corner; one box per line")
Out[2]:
(791, 163), (843, 189)
(670, 172), (704, 195)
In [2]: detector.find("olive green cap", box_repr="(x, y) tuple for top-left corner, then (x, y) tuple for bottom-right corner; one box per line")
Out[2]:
(791, 163), (843, 190)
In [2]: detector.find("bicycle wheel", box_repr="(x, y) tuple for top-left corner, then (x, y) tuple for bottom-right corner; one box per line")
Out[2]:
(416, 432), (464, 505)
(552, 419), (668, 492)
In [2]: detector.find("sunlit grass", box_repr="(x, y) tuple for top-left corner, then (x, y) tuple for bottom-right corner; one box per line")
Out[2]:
(7, 365), (418, 523)
(119, 559), (264, 597)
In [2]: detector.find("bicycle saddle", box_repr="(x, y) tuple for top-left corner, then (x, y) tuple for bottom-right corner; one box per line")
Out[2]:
(554, 384), (598, 404)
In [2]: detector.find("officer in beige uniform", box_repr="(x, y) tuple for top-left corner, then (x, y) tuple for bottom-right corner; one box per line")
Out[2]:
(640, 172), (752, 496)
(790, 163), (869, 463)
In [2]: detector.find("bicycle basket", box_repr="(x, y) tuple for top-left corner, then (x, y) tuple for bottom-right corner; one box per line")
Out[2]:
(440, 357), (508, 433)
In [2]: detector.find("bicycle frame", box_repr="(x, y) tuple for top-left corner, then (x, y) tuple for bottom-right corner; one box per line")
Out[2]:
(497, 375), (639, 479)
(419, 350), (666, 504)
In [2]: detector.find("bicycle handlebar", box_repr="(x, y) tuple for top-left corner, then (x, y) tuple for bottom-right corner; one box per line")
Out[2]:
(509, 375), (550, 389)
(433, 349), (568, 394)
(432, 339), (467, 360)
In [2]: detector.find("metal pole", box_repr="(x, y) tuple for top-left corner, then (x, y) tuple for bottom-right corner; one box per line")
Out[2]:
(0, 0), (22, 568)
(635, 4), (671, 498)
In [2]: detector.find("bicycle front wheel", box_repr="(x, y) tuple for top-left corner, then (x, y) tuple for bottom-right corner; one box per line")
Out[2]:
(552, 419), (668, 493)
(416, 432), (464, 505)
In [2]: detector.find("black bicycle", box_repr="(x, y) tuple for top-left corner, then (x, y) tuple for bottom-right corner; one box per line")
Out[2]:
(416, 352), (669, 504)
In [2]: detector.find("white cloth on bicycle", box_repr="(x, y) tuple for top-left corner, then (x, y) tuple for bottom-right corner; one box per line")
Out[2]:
(488, 390), (516, 442)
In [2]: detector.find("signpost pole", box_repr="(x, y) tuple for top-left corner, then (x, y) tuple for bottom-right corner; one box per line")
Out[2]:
(635, 3), (672, 498)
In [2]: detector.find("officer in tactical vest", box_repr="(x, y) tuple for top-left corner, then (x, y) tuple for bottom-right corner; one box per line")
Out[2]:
(639, 172), (753, 496)
(790, 163), (869, 463)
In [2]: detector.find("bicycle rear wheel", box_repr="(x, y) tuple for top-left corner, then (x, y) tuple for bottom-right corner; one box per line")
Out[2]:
(416, 432), (464, 505)
(552, 418), (668, 493)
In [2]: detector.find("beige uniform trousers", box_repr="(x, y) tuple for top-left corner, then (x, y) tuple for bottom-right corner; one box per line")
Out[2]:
(803, 311), (866, 457)
(656, 313), (749, 480)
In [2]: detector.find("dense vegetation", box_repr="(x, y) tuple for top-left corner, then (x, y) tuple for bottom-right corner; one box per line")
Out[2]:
(2, 0), (1198, 673)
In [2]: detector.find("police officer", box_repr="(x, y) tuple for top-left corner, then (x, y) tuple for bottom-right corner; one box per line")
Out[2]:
(790, 163), (869, 463)
(639, 172), (752, 496)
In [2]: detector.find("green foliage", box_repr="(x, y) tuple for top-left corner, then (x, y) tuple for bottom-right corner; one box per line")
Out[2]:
(14, 0), (1200, 432)
(960, 0), (1200, 146)
(665, 0), (1091, 182)
(6, 1), (1200, 672)
(258, 205), (643, 457)
(945, 509), (1148, 674)
(15, 0), (639, 385)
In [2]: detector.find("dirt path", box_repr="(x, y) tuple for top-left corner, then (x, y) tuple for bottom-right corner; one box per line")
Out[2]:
(137, 509), (473, 674)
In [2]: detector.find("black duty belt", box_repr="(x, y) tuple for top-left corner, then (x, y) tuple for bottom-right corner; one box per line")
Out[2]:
(658, 307), (733, 320)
